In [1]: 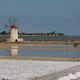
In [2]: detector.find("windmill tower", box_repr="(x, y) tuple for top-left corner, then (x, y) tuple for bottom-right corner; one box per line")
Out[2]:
(6, 17), (23, 42)
(8, 17), (18, 42)
(10, 24), (18, 42)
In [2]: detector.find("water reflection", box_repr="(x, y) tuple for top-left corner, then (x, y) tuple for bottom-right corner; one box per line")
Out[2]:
(1, 45), (80, 58)
(10, 46), (18, 56)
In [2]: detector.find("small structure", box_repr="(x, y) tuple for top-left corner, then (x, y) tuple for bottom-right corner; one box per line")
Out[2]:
(73, 41), (80, 47)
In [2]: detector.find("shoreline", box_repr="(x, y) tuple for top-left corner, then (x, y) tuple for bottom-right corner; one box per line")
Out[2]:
(0, 42), (74, 47)
(0, 56), (80, 61)
(0, 40), (79, 47)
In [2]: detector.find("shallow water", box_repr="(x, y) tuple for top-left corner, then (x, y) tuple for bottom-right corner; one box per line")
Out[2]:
(0, 45), (80, 58)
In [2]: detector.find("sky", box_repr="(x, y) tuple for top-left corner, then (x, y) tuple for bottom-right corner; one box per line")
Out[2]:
(0, 0), (80, 35)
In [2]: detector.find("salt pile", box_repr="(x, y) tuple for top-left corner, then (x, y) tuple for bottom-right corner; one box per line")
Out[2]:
(67, 73), (78, 79)
(57, 72), (80, 80)
(57, 76), (70, 80)
(75, 72), (80, 78)
(0, 60), (80, 80)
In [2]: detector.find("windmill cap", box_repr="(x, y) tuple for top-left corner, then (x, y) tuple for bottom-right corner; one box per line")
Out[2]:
(11, 24), (17, 29)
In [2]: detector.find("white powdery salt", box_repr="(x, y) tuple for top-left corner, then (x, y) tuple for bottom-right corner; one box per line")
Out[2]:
(0, 60), (79, 80)
(67, 73), (78, 79)
(74, 72), (80, 78)
(57, 76), (70, 80)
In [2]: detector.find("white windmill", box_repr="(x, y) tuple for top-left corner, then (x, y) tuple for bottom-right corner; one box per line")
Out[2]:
(6, 17), (23, 42)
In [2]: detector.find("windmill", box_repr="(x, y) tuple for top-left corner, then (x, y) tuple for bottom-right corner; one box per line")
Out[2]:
(5, 17), (23, 42)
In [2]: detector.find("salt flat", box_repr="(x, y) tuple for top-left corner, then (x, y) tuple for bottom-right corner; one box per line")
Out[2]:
(0, 60), (79, 80)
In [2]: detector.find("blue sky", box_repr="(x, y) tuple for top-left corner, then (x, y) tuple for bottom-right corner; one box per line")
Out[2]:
(0, 0), (80, 35)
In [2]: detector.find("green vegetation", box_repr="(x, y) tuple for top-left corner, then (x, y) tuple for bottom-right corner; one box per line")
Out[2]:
(0, 31), (9, 35)
(19, 30), (64, 36)
(0, 30), (64, 36)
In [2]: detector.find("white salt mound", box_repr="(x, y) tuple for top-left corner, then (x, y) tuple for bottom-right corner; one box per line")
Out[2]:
(0, 60), (79, 80)
(67, 73), (78, 79)
(57, 76), (70, 80)
(74, 72), (80, 78)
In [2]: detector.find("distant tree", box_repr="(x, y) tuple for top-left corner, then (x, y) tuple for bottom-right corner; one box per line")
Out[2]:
(51, 31), (55, 34)
(56, 33), (64, 36)
(1, 31), (6, 34)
